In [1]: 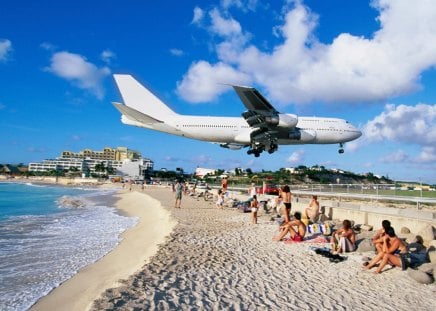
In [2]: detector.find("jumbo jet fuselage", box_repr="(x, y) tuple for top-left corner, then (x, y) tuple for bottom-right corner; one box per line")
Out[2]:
(113, 74), (362, 156)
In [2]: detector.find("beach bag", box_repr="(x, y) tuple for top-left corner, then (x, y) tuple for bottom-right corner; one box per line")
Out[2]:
(306, 223), (332, 235)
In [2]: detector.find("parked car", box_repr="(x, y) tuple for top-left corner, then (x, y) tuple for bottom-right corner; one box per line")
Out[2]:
(257, 184), (280, 195)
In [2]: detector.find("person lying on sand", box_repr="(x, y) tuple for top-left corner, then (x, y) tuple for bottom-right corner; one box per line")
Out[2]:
(364, 227), (407, 274)
(273, 212), (306, 242)
(330, 219), (356, 253)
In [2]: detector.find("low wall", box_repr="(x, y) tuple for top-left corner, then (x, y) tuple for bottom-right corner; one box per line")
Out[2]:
(290, 197), (436, 235)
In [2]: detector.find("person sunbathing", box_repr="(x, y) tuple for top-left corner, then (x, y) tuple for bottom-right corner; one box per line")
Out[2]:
(364, 227), (407, 274)
(330, 219), (356, 253)
(272, 212), (306, 242)
(304, 195), (320, 223)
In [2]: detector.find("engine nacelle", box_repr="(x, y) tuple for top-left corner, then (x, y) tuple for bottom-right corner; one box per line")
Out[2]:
(288, 129), (316, 142)
(265, 114), (298, 128)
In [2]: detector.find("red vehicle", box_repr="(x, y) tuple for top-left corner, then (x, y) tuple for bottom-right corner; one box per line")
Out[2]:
(257, 184), (280, 195)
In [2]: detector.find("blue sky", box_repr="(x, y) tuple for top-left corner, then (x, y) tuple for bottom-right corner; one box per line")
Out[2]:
(1, 0), (435, 183)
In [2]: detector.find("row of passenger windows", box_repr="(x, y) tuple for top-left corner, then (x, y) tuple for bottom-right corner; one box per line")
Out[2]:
(182, 124), (238, 128)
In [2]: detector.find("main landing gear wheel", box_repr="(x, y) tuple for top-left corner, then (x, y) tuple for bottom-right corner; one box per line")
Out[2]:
(338, 143), (344, 154)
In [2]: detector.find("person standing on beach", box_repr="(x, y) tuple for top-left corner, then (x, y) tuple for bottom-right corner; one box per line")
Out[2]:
(174, 179), (183, 208)
(221, 177), (228, 193)
(249, 182), (257, 198)
(281, 185), (292, 223)
(251, 195), (259, 224)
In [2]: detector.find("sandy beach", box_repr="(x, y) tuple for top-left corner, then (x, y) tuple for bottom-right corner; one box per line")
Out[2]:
(30, 189), (176, 311)
(78, 187), (435, 311)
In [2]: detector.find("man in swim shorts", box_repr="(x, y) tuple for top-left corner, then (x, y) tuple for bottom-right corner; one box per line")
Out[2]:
(273, 212), (306, 242)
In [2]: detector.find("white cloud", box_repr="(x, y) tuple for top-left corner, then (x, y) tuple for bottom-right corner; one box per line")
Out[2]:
(286, 149), (305, 164)
(416, 146), (436, 163)
(178, 0), (436, 105)
(40, 42), (56, 51)
(192, 7), (204, 24)
(176, 60), (251, 102)
(0, 39), (12, 62)
(209, 8), (242, 37)
(100, 49), (116, 64)
(170, 48), (185, 57)
(363, 103), (436, 146)
(45, 51), (111, 99)
(380, 150), (409, 163)
(220, 0), (259, 12)
(361, 103), (436, 164)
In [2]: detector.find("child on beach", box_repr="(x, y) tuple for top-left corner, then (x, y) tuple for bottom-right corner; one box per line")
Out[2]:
(216, 189), (224, 209)
(251, 195), (259, 224)
(330, 219), (356, 253)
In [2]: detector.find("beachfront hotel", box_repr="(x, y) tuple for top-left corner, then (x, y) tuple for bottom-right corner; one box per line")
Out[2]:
(28, 146), (153, 179)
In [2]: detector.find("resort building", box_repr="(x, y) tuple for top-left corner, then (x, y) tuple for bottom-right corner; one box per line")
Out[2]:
(28, 146), (153, 179)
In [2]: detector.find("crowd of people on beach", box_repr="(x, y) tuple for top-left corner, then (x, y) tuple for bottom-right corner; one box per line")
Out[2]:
(170, 179), (429, 275)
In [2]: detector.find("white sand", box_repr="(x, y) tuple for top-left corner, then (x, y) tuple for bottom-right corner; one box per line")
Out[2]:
(89, 187), (436, 311)
(31, 190), (176, 311)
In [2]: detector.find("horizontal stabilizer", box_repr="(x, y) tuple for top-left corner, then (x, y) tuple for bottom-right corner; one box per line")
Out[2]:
(112, 102), (163, 124)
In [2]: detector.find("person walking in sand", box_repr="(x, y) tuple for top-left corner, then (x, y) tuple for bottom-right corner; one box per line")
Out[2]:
(304, 195), (320, 223)
(281, 185), (292, 223)
(330, 219), (356, 253)
(174, 179), (183, 208)
(251, 195), (259, 224)
(248, 182), (257, 198)
(273, 212), (306, 242)
(216, 189), (224, 209)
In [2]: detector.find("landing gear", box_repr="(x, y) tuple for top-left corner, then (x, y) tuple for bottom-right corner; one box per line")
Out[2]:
(338, 143), (344, 154)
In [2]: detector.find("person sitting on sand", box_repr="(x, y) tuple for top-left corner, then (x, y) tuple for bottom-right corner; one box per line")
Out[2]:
(304, 195), (320, 223)
(364, 227), (407, 274)
(330, 219), (356, 253)
(372, 219), (391, 254)
(273, 212), (306, 242)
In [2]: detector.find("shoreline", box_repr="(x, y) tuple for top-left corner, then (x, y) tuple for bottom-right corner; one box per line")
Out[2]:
(30, 189), (176, 311)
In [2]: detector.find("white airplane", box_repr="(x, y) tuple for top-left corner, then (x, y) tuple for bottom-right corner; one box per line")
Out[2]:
(112, 74), (362, 157)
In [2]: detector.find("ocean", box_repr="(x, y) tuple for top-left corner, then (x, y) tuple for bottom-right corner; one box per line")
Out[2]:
(0, 182), (137, 311)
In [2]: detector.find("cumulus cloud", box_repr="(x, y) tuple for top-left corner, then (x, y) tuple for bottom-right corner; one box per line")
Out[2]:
(286, 149), (305, 164)
(177, 60), (251, 102)
(362, 103), (436, 163)
(0, 39), (12, 62)
(178, 0), (436, 105)
(45, 51), (110, 99)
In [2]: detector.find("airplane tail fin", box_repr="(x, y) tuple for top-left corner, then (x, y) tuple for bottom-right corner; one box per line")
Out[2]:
(113, 74), (178, 119)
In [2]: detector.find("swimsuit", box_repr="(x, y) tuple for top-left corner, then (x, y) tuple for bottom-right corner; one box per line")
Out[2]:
(291, 233), (303, 242)
(284, 202), (291, 209)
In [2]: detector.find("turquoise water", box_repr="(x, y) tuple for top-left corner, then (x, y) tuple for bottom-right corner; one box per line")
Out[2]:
(0, 182), (137, 311)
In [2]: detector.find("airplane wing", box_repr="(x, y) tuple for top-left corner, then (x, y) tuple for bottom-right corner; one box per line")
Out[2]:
(231, 85), (297, 156)
(112, 102), (163, 124)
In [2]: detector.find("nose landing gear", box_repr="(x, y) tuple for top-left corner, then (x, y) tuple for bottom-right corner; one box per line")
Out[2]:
(338, 143), (344, 154)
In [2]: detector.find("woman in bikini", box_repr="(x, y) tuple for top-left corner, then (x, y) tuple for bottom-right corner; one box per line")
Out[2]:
(364, 227), (407, 274)
(281, 185), (292, 223)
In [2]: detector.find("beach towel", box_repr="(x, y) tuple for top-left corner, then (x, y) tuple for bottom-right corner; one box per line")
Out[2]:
(284, 234), (329, 244)
(306, 223), (332, 235)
